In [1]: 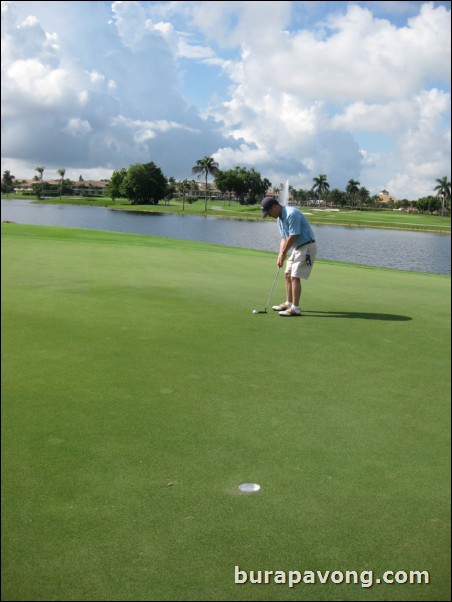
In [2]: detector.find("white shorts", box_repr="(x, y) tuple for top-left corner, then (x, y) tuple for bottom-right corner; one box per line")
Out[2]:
(285, 242), (317, 279)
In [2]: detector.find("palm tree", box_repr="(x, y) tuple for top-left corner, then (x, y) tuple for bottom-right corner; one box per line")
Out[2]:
(35, 166), (45, 197)
(312, 174), (330, 205)
(433, 176), (451, 217)
(358, 186), (369, 209)
(189, 179), (198, 197)
(57, 168), (66, 199)
(166, 176), (177, 206)
(192, 156), (220, 212)
(346, 179), (360, 208)
(177, 179), (191, 212)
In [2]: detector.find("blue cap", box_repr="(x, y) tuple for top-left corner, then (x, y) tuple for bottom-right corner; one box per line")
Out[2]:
(261, 196), (278, 217)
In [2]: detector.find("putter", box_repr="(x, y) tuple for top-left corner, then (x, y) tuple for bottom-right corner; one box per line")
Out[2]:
(252, 267), (280, 314)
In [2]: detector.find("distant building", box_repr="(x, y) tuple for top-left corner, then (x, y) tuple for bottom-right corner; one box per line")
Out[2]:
(13, 179), (109, 196)
(196, 181), (221, 199)
(13, 179), (34, 193)
(71, 180), (109, 196)
(378, 189), (395, 203)
(266, 186), (295, 204)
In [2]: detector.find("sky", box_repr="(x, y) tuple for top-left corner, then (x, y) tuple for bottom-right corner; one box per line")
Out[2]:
(1, 0), (451, 200)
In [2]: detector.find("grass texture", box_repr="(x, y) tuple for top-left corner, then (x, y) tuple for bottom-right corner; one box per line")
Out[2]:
(1, 223), (450, 601)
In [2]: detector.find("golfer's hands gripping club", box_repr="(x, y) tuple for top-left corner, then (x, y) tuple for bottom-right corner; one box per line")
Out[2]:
(278, 235), (296, 268)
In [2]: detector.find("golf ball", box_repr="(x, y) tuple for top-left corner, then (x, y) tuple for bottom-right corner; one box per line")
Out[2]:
(252, 310), (258, 314)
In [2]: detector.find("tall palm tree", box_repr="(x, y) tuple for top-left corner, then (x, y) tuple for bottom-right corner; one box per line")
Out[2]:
(192, 156), (220, 212)
(35, 166), (45, 197)
(346, 179), (360, 208)
(312, 174), (330, 205)
(434, 176), (451, 217)
(57, 168), (66, 199)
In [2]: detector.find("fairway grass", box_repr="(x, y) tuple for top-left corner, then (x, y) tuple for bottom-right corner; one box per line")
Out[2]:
(1, 223), (450, 601)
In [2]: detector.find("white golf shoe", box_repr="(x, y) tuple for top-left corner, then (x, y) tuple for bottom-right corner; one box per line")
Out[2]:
(272, 302), (291, 311)
(279, 307), (301, 317)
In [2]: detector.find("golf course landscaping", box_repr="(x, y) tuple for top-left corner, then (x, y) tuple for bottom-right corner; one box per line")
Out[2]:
(1, 223), (450, 601)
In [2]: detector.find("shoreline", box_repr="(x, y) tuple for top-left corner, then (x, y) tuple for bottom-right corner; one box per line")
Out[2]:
(113, 207), (451, 233)
(2, 195), (451, 234)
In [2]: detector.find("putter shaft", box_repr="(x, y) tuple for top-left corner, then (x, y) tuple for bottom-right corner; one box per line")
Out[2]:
(264, 267), (280, 311)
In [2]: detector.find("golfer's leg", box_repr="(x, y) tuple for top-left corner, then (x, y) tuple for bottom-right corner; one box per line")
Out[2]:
(285, 272), (293, 304)
(291, 277), (301, 307)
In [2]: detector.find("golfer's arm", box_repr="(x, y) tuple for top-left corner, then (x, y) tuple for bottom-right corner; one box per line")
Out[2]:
(279, 235), (297, 258)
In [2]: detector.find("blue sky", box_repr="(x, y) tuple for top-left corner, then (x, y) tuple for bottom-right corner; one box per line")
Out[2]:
(1, 1), (450, 199)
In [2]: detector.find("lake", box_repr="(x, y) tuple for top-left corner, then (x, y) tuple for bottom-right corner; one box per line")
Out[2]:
(1, 199), (450, 275)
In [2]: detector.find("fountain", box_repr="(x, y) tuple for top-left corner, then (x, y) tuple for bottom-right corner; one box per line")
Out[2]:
(279, 179), (289, 206)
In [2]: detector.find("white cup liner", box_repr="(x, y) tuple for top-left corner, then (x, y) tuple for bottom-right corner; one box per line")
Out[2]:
(239, 482), (261, 493)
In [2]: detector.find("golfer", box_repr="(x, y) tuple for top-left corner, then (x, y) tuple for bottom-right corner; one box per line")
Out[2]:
(261, 196), (316, 317)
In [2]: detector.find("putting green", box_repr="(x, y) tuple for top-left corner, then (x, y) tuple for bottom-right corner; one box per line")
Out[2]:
(1, 223), (450, 601)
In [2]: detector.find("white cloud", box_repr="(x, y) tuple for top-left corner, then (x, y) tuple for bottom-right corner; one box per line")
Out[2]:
(331, 89), (449, 135)
(1, 0), (240, 179)
(1, 1), (450, 200)
(111, 0), (148, 51)
(112, 115), (200, 144)
(63, 118), (92, 137)
(88, 70), (105, 85)
(5, 59), (70, 108)
(203, 1), (450, 196)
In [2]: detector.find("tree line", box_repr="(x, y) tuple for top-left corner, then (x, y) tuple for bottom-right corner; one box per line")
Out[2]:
(107, 157), (271, 210)
(2, 161), (451, 215)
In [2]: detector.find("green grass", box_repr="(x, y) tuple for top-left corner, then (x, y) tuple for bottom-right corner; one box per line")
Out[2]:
(4, 195), (451, 232)
(1, 223), (450, 601)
